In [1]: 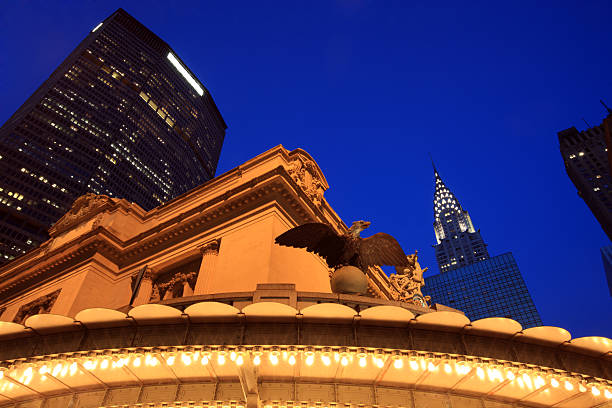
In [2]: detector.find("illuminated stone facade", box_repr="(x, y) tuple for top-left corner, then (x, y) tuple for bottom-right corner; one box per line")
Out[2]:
(0, 8), (226, 264)
(0, 146), (610, 408)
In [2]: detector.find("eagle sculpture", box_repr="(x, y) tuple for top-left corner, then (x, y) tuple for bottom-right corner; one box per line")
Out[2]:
(274, 221), (410, 272)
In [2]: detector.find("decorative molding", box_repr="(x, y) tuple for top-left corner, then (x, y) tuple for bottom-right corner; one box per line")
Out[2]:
(151, 272), (197, 301)
(0, 169), (328, 302)
(199, 239), (221, 256)
(287, 157), (327, 207)
(13, 289), (61, 324)
(49, 193), (115, 237)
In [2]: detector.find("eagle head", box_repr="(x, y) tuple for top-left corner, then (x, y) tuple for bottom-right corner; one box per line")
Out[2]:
(348, 220), (371, 237)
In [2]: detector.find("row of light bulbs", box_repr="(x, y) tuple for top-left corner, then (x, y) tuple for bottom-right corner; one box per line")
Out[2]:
(1, 346), (610, 400)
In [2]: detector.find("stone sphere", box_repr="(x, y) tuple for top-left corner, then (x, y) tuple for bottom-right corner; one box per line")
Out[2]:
(330, 265), (368, 294)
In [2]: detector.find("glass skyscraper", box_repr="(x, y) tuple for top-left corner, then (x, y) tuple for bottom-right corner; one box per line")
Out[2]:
(0, 9), (227, 264)
(423, 165), (542, 328)
(423, 253), (542, 328)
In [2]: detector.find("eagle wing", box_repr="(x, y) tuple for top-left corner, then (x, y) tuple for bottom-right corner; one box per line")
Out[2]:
(274, 223), (346, 268)
(359, 233), (410, 269)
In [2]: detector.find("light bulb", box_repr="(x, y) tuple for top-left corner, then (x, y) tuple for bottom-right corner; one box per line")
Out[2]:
(201, 356), (209, 365)
(375, 358), (384, 368)
(217, 354), (226, 365)
(230, 352), (237, 361)
(578, 383), (587, 393)
(288, 355), (296, 366)
(443, 363), (451, 374)
(133, 357), (142, 367)
(69, 362), (77, 376)
(181, 354), (191, 366)
(322, 354), (331, 366)
(253, 355), (261, 366)
(393, 359), (403, 369)
(506, 371), (515, 380)
(476, 367), (485, 379)
(305, 354), (314, 366)
(340, 356), (349, 366)
(564, 381), (573, 391)
(604, 389), (612, 399)
(52, 363), (63, 376)
(359, 357), (366, 367)
(427, 361), (436, 372)
(592, 386), (600, 396)
(166, 356), (175, 366)
(270, 353), (279, 366)
(409, 360), (419, 370)
(534, 376), (545, 389)
(550, 378), (559, 388)
(39, 365), (49, 375)
(236, 355), (244, 366)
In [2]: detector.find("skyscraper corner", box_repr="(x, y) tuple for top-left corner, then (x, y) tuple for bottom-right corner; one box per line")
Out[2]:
(557, 118), (612, 241)
(0, 8), (227, 264)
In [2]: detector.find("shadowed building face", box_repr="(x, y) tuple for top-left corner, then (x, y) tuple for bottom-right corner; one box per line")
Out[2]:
(0, 8), (227, 264)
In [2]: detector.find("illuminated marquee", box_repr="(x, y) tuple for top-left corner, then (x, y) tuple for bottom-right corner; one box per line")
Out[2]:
(167, 52), (204, 96)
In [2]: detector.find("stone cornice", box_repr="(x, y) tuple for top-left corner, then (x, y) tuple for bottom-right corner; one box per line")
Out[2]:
(0, 166), (344, 303)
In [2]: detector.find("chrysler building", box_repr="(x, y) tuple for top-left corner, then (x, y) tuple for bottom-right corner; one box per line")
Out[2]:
(432, 164), (489, 272)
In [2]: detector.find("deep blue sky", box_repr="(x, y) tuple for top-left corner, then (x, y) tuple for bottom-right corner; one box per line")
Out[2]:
(1, 1), (611, 337)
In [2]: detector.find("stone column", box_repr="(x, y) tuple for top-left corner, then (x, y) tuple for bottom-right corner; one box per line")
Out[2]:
(132, 268), (154, 306)
(194, 239), (221, 295)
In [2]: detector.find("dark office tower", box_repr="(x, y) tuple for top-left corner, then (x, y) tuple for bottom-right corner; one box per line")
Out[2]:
(432, 165), (489, 272)
(602, 245), (612, 296)
(0, 8), (227, 264)
(558, 123), (612, 240)
(424, 164), (542, 328)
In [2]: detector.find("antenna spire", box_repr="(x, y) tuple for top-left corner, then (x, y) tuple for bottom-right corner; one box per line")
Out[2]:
(429, 152), (438, 174)
(582, 118), (592, 128)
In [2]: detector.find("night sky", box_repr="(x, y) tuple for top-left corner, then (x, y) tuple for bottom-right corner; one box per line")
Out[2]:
(1, 1), (611, 337)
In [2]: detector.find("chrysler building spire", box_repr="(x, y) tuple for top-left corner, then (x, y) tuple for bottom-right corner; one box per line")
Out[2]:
(432, 165), (489, 272)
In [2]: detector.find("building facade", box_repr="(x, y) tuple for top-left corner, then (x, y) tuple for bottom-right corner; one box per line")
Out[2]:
(432, 166), (489, 272)
(425, 166), (542, 328)
(0, 146), (609, 408)
(423, 252), (542, 328)
(0, 8), (227, 264)
(558, 123), (612, 240)
(601, 245), (612, 296)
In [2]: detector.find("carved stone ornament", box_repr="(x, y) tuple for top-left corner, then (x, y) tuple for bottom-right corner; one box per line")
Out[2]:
(287, 157), (327, 207)
(49, 193), (115, 236)
(388, 251), (431, 307)
(199, 239), (221, 256)
(13, 289), (61, 324)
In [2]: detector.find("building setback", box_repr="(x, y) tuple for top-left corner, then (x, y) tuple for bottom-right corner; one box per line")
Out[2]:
(558, 123), (612, 240)
(423, 165), (542, 328)
(0, 8), (227, 264)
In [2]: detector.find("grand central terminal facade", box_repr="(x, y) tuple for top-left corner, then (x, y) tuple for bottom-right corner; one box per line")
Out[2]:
(0, 146), (610, 408)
